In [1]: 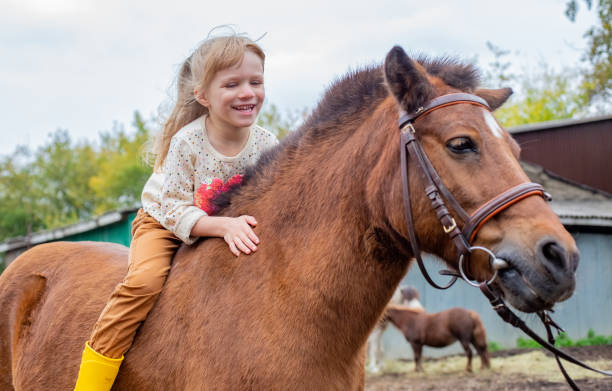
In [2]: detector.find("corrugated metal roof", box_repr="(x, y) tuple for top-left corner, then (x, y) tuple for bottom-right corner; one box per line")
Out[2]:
(521, 161), (612, 227)
(551, 200), (612, 228)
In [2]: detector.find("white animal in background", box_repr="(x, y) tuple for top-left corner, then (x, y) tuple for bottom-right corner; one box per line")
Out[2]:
(366, 285), (424, 373)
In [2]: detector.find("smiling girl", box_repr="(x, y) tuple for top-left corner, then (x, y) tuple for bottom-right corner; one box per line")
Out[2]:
(73, 28), (278, 390)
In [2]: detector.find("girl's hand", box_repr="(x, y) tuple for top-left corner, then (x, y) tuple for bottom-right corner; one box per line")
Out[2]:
(222, 215), (259, 256)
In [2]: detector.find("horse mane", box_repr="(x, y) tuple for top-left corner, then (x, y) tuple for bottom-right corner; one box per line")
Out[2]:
(211, 56), (481, 213)
(387, 304), (426, 314)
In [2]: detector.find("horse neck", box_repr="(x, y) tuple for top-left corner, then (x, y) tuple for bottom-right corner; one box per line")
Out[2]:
(221, 100), (409, 358)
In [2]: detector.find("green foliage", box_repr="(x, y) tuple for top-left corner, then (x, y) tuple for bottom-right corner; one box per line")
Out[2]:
(257, 102), (307, 140)
(0, 146), (46, 239)
(482, 40), (592, 127)
(0, 111), (154, 242)
(566, 0), (612, 102)
(488, 341), (503, 352)
(575, 329), (612, 346)
(89, 112), (153, 214)
(32, 130), (101, 227)
(517, 337), (543, 349)
(554, 332), (575, 347)
(517, 329), (612, 349)
(484, 2), (611, 123)
(494, 66), (590, 127)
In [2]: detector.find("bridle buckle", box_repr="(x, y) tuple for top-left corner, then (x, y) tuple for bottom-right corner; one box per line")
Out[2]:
(442, 218), (457, 234)
(400, 122), (416, 134)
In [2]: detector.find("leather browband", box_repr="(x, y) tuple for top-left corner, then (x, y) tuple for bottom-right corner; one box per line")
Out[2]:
(398, 93), (490, 129)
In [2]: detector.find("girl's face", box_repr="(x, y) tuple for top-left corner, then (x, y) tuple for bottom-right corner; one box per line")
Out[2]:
(197, 50), (265, 132)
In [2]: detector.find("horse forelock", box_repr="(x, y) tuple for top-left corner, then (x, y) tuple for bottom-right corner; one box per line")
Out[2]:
(210, 55), (482, 214)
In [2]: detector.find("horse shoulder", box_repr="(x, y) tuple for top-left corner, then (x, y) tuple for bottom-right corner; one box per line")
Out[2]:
(407, 312), (427, 343)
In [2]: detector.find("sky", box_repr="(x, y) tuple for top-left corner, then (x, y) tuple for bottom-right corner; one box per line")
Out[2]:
(0, 0), (598, 156)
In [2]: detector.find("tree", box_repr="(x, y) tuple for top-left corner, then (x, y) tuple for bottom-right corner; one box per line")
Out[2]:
(32, 130), (101, 227)
(0, 147), (44, 241)
(0, 112), (153, 241)
(89, 112), (153, 214)
(566, 0), (612, 101)
(484, 41), (514, 86)
(482, 41), (590, 127)
(0, 131), (100, 241)
(257, 103), (308, 140)
(493, 66), (590, 127)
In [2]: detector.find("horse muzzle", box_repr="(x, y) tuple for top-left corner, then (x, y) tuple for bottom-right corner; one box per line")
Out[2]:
(491, 238), (580, 313)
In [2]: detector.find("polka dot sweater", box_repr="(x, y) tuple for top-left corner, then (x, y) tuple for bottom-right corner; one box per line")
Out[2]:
(141, 115), (278, 244)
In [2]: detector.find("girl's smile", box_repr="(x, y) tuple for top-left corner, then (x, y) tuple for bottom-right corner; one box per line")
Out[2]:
(233, 104), (257, 114)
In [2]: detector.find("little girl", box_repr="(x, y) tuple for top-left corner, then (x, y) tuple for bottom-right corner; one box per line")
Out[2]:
(74, 28), (278, 390)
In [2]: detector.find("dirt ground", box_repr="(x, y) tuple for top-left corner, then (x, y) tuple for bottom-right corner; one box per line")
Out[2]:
(365, 345), (612, 390)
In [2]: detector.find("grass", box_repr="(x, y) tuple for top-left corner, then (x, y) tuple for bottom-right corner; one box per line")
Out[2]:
(516, 329), (612, 349)
(371, 350), (612, 382)
(488, 341), (503, 352)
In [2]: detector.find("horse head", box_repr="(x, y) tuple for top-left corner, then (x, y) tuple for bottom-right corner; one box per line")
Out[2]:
(400, 285), (420, 302)
(382, 46), (579, 313)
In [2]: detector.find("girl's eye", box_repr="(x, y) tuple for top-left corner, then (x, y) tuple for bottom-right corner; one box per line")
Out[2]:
(224, 82), (238, 88)
(446, 137), (477, 154)
(250, 80), (263, 86)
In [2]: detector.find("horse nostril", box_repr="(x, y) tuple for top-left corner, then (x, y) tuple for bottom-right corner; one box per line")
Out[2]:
(569, 250), (580, 273)
(540, 241), (569, 274)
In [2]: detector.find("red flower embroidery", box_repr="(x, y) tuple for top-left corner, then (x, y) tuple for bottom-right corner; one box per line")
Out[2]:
(194, 174), (244, 215)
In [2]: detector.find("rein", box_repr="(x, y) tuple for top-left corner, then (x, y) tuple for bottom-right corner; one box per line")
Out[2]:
(398, 93), (612, 390)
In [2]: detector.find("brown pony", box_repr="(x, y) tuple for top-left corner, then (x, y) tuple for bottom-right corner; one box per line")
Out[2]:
(0, 46), (578, 390)
(367, 286), (424, 373)
(386, 288), (490, 372)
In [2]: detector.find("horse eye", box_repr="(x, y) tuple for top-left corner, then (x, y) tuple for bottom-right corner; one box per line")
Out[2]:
(446, 137), (477, 154)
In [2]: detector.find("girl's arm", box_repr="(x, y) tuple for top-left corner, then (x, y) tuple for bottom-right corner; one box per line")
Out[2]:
(190, 215), (259, 256)
(159, 135), (259, 256)
(157, 136), (207, 244)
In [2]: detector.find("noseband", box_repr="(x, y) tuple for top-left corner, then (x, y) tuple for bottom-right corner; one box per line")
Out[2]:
(398, 92), (612, 390)
(398, 92), (549, 289)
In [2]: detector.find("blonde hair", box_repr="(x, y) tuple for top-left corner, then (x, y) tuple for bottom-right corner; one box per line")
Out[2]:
(152, 27), (265, 171)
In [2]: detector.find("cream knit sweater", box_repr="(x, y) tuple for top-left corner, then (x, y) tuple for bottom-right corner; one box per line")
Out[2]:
(141, 115), (278, 244)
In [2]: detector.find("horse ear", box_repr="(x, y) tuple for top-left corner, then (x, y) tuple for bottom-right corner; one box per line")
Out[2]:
(474, 88), (513, 111)
(384, 46), (434, 112)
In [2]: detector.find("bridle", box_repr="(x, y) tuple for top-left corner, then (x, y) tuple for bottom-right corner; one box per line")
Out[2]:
(398, 92), (612, 390)
(399, 92), (548, 289)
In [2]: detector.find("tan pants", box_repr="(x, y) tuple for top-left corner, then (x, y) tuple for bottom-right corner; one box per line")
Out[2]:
(89, 209), (182, 358)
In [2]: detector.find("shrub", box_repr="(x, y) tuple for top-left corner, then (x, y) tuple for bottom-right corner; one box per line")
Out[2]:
(488, 341), (503, 352)
(516, 329), (612, 349)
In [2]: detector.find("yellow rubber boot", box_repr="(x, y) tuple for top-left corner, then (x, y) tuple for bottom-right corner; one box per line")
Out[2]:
(74, 341), (124, 391)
